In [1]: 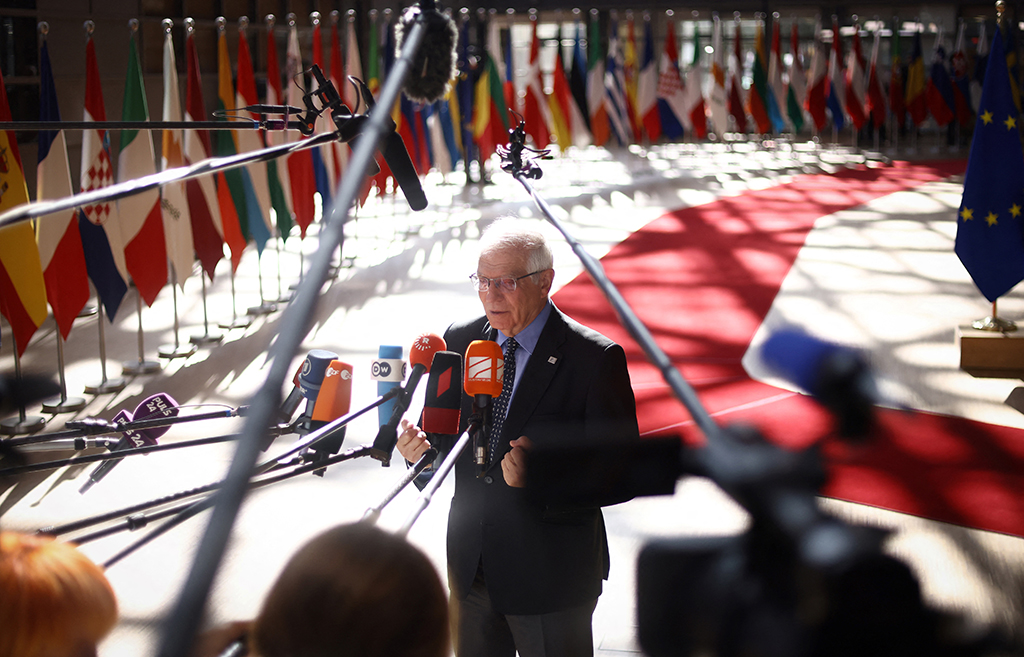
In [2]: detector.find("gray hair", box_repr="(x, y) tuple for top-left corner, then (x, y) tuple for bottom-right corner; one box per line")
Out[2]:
(479, 218), (554, 275)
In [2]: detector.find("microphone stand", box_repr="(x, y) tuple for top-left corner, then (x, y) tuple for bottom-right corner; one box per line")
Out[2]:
(254, 389), (399, 474)
(27, 392), (397, 533)
(0, 433), (249, 478)
(396, 420), (477, 537)
(499, 125), (719, 442)
(2, 406), (248, 448)
(497, 119), (909, 614)
(153, 13), (431, 657)
(75, 446), (374, 547)
(100, 446), (374, 569)
(0, 131), (339, 231)
(361, 447), (438, 524)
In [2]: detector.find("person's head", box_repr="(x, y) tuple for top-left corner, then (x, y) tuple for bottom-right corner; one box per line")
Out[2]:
(249, 522), (448, 657)
(0, 532), (118, 657)
(474, 219), (554, 337)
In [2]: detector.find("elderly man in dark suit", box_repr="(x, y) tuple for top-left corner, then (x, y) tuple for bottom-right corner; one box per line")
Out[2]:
(397, 219), (639, 657)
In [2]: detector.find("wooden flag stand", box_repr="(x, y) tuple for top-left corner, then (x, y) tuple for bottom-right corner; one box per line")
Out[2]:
(958, 300), (1024, 377)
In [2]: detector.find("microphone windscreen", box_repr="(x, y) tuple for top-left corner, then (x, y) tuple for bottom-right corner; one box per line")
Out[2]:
(396, 4), (458, 104)
(312, 361), (354, 423)
(760, 328), (877, 440)
(298, 349), (340, 401)
(375, 345), (404, 428)
(422, 351), (462, 434)
(464, 340), (503, 398)
(371, 347), (406, 383)
(760, 329), (853, 397)
(112, 408), (151, 450)
(131, 393), (180, 438)
(126, 393), (179, 446)
(410, 333), (446, 371)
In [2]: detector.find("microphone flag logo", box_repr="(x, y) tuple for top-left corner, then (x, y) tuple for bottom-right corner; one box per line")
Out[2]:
(437, 365), (451, 395)
(467, 355), (503, 382)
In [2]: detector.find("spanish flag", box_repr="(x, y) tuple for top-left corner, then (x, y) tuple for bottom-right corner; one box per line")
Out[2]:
(0, 67), (47, 356)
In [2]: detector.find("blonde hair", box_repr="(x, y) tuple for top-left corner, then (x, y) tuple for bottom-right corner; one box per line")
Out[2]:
(0, 532), (118, 657)
(250, 522), (448, 657)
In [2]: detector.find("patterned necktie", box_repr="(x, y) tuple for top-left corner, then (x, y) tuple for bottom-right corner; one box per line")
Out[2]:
(488, 337), (519, 464)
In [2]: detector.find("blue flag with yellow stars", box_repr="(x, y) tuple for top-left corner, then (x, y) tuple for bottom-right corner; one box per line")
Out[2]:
(956, 26), (1024, 302)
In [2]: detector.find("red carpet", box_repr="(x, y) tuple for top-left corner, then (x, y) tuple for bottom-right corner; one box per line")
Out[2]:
(553, 159), (1024, 538)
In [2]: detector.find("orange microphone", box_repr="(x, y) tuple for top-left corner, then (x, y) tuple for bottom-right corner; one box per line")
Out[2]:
(464, 340), (504, 469)
(309, 360), (354, 455)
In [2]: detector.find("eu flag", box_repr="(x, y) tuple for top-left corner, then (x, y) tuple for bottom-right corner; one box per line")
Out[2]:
(955, 27), (1024, 302)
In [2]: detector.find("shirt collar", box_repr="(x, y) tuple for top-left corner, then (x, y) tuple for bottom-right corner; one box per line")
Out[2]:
(496, 301), (551, 356)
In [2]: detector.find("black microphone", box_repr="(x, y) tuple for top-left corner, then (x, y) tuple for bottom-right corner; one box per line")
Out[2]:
(395, 0), (459, 105)
(370, 333), (446, 464)
(421, 351), (463, 435)
(345, 49), (429, 212)
(759, 328), (879, 440)
(464, 340), (503, 474)
(381, 130), (428, 211)
(237, 104), (305, 115)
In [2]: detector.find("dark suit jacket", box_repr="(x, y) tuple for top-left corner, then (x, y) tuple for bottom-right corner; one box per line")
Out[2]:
(435, 304), (639, 615)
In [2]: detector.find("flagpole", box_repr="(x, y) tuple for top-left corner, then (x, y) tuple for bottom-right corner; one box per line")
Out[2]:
(152, 6), (434, 656)
(248, 255), (277, 316)
(219, 270), (252, 329)
(891, 17), (901, 155)
(40, 334), (86, 413)
(191, 272), (224, 345)
(159, 263), (198, 358)
(122, 291), (160, 375)
(83, 299), (126, 394)
(0, 333), (46, 435)
(275, 234), (290, 303)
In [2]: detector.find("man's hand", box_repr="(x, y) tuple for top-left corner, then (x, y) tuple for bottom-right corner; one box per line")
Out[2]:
(397, 419), (432, 463)
(501, 435), (532, 488)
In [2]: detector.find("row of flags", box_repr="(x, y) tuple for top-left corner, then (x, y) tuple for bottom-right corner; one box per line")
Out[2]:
(0, 14), (368, 359)
(513, 14), (1006, 148)
(407, 11), (1012, 177)
(1, 11), (1021, 364)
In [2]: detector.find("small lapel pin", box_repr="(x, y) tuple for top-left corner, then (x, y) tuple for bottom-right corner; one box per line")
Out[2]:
(548, 356), (558, 364)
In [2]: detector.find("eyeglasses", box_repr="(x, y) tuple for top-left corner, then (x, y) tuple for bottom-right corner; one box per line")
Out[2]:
(470, 270), (546, 293)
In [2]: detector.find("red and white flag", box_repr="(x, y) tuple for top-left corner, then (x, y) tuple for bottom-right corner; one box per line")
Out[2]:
(184, 28), (225, 281)
(81, 33), (130, 318)
(36, 39), (89, 338)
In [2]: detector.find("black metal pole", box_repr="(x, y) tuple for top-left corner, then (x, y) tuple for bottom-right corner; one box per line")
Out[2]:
(152, 13), (429, 657)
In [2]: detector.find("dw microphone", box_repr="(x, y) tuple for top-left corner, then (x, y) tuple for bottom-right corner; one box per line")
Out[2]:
(370, 333), (446, 464)
(372, 345), (405, 428)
